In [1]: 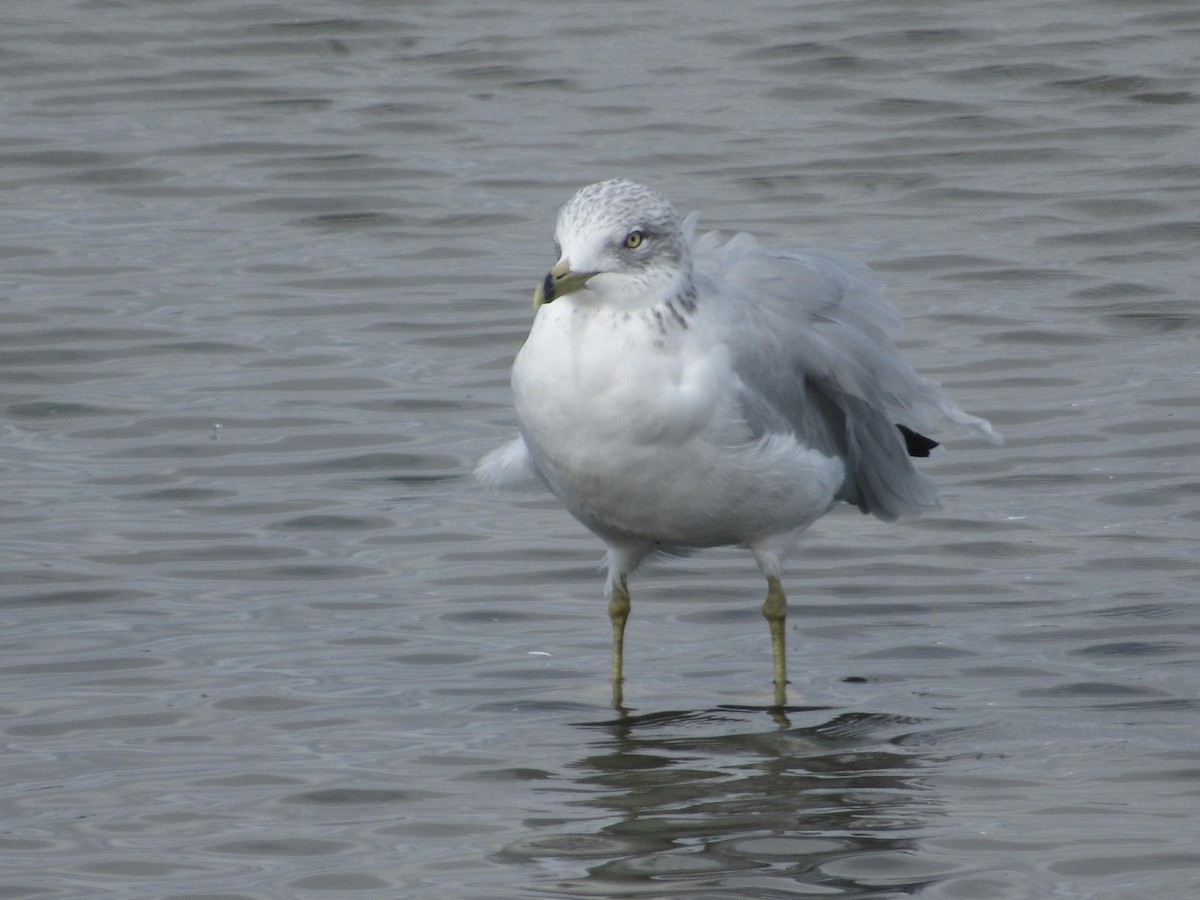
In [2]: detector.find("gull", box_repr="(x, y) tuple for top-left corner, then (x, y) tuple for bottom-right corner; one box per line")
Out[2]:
(478, 179), (1000, 708)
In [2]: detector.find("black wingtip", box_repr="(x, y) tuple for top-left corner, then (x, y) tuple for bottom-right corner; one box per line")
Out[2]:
(897, 424), (939, 458)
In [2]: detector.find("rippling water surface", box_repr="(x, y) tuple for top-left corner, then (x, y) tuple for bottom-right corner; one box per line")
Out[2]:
(3, 1), (1199, 897)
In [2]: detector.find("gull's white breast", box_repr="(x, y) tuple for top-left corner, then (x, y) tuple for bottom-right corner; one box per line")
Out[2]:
(512, 298), (844, 549)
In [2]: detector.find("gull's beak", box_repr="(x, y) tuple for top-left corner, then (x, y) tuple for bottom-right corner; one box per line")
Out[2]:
(533, 258), (595, 309)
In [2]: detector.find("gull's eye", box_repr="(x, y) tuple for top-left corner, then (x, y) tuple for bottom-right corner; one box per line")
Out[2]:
(623, 230), (644, 250)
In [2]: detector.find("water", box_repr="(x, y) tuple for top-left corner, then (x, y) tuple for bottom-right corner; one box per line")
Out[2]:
(2, 0), (1198, 897)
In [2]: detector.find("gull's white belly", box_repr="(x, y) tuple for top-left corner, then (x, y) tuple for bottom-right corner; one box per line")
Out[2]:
(512, 303), (844, 548)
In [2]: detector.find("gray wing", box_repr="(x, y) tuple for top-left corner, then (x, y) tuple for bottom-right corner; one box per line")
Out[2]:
(693, 229), (1000, 522)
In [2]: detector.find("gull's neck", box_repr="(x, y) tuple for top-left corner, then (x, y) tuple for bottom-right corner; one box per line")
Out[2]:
(582, 263), (696, 317)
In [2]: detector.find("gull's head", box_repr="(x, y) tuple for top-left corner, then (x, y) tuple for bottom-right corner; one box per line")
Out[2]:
(534, 180), (693, 311)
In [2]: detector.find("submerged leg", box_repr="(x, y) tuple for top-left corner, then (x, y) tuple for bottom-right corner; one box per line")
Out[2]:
(609, 575), (631, 708)
(763, 575), (788, 707)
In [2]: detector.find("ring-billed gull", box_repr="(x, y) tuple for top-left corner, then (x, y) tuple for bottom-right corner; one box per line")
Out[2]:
(478, 179), (1000, 708)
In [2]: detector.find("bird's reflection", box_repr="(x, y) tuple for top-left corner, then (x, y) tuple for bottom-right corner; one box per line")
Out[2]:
(500, 705), (943, 896)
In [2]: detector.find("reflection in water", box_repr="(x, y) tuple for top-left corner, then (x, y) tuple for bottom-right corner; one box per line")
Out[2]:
(501, 707), (944, 897)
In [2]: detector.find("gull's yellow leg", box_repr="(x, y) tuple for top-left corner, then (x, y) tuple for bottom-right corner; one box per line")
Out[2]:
(763, 576), (788, 707)
(609, 575), (631, 708)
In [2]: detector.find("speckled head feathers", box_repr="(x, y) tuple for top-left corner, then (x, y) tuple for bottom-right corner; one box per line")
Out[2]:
(557, 180), (683, 243)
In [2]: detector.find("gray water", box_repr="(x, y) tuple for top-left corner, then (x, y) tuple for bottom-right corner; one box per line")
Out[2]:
(2, 1), (1198, 897)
